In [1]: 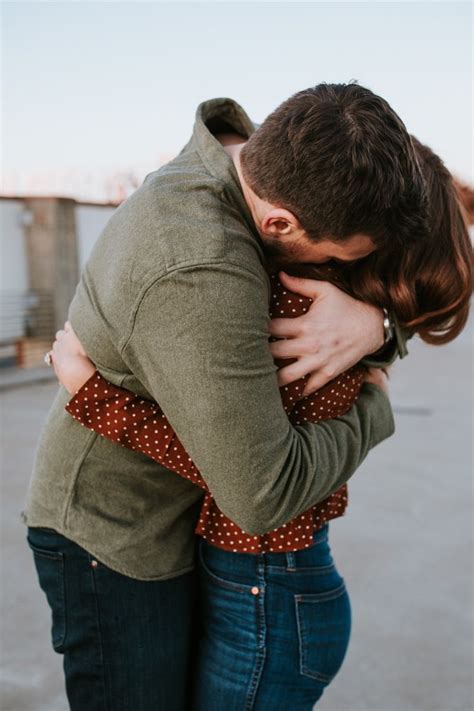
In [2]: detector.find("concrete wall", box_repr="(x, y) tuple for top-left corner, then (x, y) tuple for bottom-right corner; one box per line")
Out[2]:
(76, 204), (117, 272)
(0, 196), (117, 368)
(23, 197), (80, 335)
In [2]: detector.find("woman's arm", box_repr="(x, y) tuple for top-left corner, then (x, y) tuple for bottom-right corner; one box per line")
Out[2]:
(65, 368), (208, 490)
(51, 322), (208, 488)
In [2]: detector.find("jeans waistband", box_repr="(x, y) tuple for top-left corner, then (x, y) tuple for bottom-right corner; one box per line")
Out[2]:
(200, 523), (330, 572)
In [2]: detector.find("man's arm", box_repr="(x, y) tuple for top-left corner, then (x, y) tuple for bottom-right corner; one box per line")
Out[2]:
(123, 262), (394, 535)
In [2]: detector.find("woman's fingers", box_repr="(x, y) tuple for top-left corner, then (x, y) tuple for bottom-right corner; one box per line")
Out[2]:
(364, 366), (390, 396)
(52, 326), (87, 358)
(278, 271), (326, 300)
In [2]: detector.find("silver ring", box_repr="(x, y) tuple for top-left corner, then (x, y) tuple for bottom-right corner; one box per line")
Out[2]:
(44, 351), (53, 366)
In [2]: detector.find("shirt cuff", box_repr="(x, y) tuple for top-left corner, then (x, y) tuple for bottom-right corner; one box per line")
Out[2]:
(65, 369), (102, 418)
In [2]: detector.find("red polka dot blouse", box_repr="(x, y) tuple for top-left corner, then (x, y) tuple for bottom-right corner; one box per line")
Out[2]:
(65, 272), (365, 554)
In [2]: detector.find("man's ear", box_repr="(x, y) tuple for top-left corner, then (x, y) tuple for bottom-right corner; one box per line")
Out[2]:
(261, 208), (301, 238)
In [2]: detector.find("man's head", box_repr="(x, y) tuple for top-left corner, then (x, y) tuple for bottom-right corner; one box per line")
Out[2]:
(238, 82), (428, 266)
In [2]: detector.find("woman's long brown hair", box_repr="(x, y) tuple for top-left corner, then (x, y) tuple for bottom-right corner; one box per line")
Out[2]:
(290, 137), (473, 345)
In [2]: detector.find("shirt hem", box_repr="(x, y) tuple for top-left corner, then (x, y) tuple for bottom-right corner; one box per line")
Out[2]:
(22, 513), (195, 582)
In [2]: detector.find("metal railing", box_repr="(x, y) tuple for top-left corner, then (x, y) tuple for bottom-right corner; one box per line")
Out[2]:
(0, 290), (55, 369)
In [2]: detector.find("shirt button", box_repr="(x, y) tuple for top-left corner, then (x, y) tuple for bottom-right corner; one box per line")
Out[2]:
(250, 586), (259, 596)
(90, 560), (98, 568)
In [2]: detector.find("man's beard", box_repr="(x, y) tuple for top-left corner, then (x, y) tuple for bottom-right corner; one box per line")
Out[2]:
(260, 238), (299, 273)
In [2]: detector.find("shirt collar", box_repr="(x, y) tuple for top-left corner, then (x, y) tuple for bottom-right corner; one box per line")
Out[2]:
(193, 97), (256, 176)
(192, 98), (258, 232)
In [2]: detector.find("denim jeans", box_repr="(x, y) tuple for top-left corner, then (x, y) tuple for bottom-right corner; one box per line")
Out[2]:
(27, 527), (197, 711)
(193, 523), (351, 710)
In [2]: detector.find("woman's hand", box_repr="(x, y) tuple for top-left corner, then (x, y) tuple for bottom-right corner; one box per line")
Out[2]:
(50, 322), (96, 394)
(268, 272), (386, 396)
(364, 366), (390, 397)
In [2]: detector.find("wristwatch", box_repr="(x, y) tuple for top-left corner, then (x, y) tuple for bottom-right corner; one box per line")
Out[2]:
(382, 308), (395, 344)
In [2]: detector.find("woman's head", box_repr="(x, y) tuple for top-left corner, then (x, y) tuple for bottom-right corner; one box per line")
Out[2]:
(287, 137), (473, 345)
(392, 137), (472, 343)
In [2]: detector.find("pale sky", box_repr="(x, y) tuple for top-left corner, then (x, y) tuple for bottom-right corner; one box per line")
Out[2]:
(1, 0), (472, 199)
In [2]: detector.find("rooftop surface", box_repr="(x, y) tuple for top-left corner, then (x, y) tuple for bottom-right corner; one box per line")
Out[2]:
(1, 331), (472, 711)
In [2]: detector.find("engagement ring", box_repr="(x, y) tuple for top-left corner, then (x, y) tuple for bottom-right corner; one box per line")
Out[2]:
(44, 351), (53, 366)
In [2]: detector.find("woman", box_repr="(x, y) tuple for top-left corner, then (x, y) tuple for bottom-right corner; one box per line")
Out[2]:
(49, 138), (472, 709)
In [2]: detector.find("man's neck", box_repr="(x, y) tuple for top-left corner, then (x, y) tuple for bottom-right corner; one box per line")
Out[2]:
(214, 131), (247, 148)
(220, 141), (264, 231)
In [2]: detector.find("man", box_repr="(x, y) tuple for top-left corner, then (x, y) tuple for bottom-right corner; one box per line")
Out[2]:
(24, 83), (425, 709)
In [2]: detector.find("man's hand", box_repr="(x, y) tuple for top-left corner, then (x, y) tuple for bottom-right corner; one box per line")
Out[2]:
(51, 321), (96, 394)
(268, 271), (385, 396)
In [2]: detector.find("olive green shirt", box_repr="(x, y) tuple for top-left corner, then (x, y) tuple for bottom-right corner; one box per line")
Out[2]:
(24, 98), (402, 580)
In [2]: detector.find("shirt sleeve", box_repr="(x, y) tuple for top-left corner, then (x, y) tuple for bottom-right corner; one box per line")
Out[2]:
(64, 359), (338, 493)
(65, 369), (208, 491)
(121, 261), (395, 535)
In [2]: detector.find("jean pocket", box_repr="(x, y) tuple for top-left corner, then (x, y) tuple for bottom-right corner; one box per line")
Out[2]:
(27, 537), (66, 653)
(198, 542), (251, 594)
(295, 580), (351, 684)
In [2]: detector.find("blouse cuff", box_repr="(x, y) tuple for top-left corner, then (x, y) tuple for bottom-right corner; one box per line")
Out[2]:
(65, 369), (110, 419)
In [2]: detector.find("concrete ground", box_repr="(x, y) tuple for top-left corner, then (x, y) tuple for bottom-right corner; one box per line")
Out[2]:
(1, 333), (472, 711)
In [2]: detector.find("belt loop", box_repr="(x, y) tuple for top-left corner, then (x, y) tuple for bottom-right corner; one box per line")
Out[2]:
(286, 552), (296, 571)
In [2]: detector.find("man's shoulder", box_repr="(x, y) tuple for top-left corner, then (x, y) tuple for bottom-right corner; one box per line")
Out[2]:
(104, 153), (262, 279)
(139, 160), (228, 233)
(78, 144), (267, 329)
(141, 148), (226, 207)
(114, 151), (223, 230)
(83, 162), (223, 279)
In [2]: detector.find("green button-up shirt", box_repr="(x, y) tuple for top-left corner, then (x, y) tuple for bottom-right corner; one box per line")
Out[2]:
(24, 98), (400, 580)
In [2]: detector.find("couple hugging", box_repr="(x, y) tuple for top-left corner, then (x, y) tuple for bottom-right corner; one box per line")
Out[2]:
(25, 83), (472, 710)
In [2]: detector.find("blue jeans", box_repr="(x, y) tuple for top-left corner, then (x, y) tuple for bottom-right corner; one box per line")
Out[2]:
(27, 527), (197, 711)
(193, 523), (351, 710)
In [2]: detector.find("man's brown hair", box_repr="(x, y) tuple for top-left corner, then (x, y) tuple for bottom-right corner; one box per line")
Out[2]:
(240, 82), (428, 248)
